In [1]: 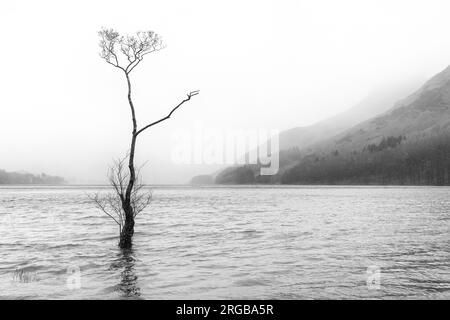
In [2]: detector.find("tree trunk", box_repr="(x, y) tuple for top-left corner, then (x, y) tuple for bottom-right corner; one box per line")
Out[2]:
(119, 207), (135, 248)
(119, 72), (138, 249)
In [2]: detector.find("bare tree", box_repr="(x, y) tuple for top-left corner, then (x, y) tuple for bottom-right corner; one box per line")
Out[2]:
(91, 155), (151, 237)
(94, 28), (199, 249)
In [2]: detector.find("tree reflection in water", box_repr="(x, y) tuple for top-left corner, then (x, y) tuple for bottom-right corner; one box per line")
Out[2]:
(110, 248), (141, 298)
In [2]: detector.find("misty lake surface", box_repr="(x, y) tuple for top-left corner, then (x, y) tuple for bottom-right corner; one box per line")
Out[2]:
(0, 185), (449, 299)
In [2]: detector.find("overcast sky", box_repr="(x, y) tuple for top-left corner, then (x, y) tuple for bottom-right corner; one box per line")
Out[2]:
(1, 0), (450, 184)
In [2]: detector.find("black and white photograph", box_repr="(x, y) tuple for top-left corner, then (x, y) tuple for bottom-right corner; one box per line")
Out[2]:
(0, 0), (449, 308)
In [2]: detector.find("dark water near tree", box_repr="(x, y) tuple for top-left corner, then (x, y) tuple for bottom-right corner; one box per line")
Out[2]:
(0, 186), (449, 299)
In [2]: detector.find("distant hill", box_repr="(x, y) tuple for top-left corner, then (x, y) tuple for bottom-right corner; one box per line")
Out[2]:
(281, 65), (450, 185)
(0, 169), (65, 185)
(278, 79), (422, 152)
(213, 65), (450, 185)
(313, 65), (450, 154)
(190, 174), (215, 185)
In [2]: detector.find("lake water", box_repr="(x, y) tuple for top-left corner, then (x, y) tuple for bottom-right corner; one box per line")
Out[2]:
(0, 185), (449, 299)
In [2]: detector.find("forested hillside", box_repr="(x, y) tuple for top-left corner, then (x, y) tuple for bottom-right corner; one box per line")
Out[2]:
(281, 133), (450, 185)
(211, 65), (450, 186)
(0, 170), (65, 185)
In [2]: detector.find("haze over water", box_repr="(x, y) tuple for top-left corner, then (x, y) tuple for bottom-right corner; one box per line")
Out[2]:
(0, 185), (449, 299)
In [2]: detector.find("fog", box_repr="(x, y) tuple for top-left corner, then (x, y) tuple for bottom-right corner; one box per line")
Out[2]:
(1, 0), (450, 184)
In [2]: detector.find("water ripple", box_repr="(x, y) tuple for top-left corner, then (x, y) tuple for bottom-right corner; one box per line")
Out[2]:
(0, 185), (449, 299)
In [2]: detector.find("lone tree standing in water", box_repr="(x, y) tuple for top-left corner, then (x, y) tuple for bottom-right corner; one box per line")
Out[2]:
(94, 28), (199, 249)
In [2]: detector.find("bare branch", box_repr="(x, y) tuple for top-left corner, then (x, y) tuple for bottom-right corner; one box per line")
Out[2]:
(126, 44), (165, 74)
(126, 58), (142, 74)
(90, 154), (152, 231)
(99, 28), (164, 74)
(136, 90), (200, 136)
(89, 192), (121, 227)
(98, 28), (126, 72)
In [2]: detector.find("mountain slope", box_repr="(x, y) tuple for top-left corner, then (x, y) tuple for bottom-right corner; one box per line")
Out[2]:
(213, 64), (450, 185)
(278, 79), (422, 151)
(281, 65), (450, 185)
(210, 79), (422, 184)
(313, 65), (450, 154)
